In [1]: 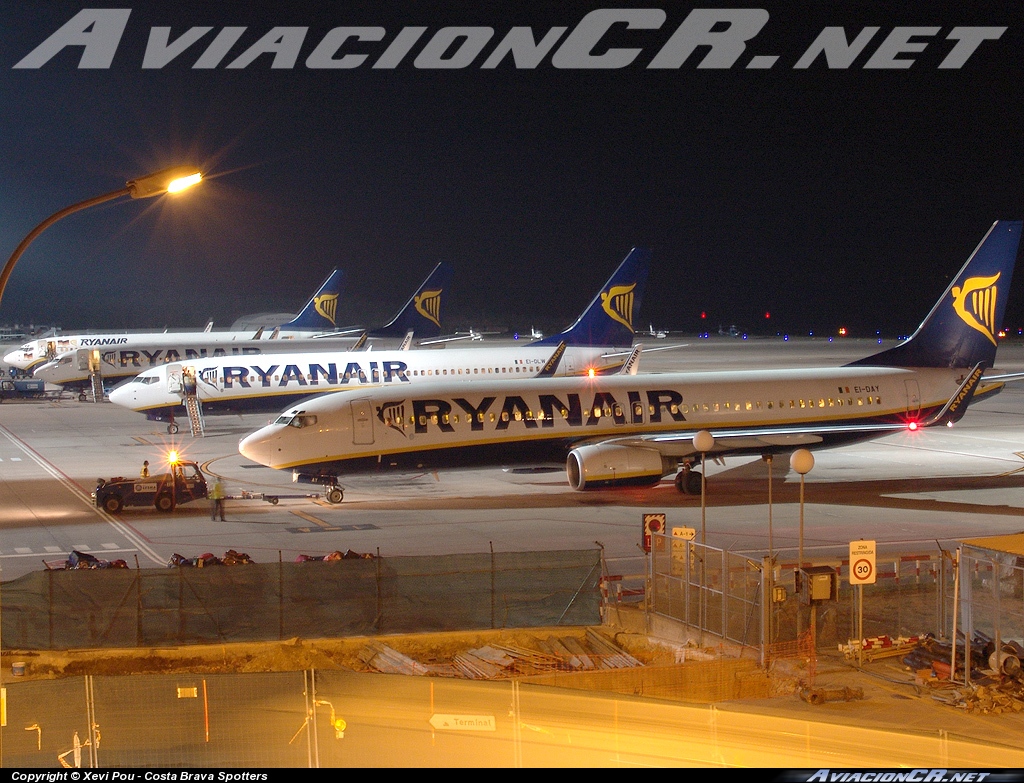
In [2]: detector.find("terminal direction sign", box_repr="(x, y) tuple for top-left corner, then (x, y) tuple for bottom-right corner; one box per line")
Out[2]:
(429, 714), (496, 731)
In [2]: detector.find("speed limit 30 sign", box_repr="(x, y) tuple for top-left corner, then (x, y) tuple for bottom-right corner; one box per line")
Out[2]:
(849, 540), (876, 585)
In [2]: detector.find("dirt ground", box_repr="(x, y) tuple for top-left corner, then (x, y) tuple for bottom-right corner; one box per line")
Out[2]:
(0, 625), (685, 681)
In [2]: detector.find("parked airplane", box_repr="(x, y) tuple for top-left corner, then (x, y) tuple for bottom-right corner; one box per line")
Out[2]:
(33, 263), (453, 392)
(109, 248), (651, 431)
(646, 324), (667, 339)
(237, 221), (1023, 504)
(4, 269), (347, 373)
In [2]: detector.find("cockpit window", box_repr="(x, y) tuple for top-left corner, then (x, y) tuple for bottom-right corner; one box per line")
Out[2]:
(273, 412), (316, 428)
(129, 375), (159, 385)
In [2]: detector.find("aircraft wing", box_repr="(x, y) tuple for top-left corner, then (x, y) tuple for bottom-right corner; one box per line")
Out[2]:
(602, 342), (689, 358)
(310, 328), (368, 339)
(608, 421), (901, 458)
(983, 371), (1024, 383)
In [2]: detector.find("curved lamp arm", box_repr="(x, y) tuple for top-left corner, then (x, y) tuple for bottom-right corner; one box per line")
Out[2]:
(0, 165), (202, 311)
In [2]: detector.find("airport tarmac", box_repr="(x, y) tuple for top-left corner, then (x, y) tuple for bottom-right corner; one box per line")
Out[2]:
(0, 335), (1022, 584)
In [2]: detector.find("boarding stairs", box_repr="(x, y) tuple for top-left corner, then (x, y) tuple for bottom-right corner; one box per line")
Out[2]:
(89, 372), (104, 403)
(184, 393), (205, 437)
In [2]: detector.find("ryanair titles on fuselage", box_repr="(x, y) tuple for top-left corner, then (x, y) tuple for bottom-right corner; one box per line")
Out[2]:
(107, 346), (263, 368)
(376, 387), (689, 437)
(206, 360), (411, 388)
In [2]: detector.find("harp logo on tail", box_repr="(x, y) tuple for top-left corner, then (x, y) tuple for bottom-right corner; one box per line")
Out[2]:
(414, 289), (443, 328)
(600, 283), (636, 331)
(952, 273), (1000, 346)
(314, 293), (338, 326)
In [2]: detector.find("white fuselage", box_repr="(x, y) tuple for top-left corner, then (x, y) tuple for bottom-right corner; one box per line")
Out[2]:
(237, 365), (994, 476)
(5, 329), (328, 372)
(108, 343), (624, 415)
(33, 337), (352, 386)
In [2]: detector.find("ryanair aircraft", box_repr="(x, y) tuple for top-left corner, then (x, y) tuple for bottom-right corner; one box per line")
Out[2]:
(5, 268), (347, 373)
(108, 249), (650, 430)
(31, 262), (453, 390)
(237, 222), (1024, 504)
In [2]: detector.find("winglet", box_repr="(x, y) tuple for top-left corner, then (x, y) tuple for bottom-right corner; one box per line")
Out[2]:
(535, 341), (567, 378)
(350, 332), (368, 351)
(534, 247), (650, 348)
(251, 327), (264, 340)
(369, 262), (453, 339)
(922, 362), (987, 427)
(399, 330), (414, 351)
(619, 343), (642, 375)
(278, 269), (346, 332)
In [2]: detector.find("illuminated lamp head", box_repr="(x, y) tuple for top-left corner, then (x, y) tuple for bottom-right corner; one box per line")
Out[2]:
(907, 421), (919, 432)
(587, 368), (596, 378)
(167, 450), (180, 465)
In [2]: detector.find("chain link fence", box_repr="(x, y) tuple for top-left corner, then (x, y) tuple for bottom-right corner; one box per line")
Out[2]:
(0, 549), (602, 649)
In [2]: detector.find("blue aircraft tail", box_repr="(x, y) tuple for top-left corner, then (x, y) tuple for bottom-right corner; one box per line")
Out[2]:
(534, 247), (651, 348)
(368, 262), (454, 339)
(278, 269), (346, 331)
(849, 221), (1022, 369)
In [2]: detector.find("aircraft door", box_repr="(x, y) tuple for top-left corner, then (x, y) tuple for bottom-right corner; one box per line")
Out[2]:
(563, 350), (577, 376)
(904, 380), (921, 417)
(76, 348), (92, 372)
(167, 367), (183, 394)
(45, 340), (56, 360)
(351, 398), (375, 445)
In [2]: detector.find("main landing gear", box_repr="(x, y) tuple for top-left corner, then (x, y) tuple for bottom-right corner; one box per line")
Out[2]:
(674, 465), (703, 495)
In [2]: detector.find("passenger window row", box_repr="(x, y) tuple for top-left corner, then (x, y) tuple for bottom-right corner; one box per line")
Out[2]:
(382, 396), (883, 429)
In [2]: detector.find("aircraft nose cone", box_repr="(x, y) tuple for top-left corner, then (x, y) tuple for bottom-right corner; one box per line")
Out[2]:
(239, 428), (276, 467)
(107, 385), (132, 408)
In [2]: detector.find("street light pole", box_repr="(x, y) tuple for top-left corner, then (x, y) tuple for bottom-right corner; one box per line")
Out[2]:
(692, 430), (714, 644)
(790, 448), (815, 637)
(762, 453), (774, 657)
(0, 166), (202, 312)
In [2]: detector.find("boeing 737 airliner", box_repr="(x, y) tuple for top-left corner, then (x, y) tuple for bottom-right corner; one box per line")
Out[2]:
(5, 268), (348, 373)
(109, 248), (651, 431)
(33, 262), (452, 391)
(237, 222), (1024, 503)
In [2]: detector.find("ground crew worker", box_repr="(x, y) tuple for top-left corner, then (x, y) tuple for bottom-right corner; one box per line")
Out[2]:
(210, 477), (226, 521)
(140, 460), (150, 478)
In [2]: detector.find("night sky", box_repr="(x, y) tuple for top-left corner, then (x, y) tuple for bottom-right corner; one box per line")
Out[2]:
(2, 1), (1023, 339)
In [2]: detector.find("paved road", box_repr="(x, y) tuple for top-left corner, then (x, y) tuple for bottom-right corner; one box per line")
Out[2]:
(0, 336), (1022, 581)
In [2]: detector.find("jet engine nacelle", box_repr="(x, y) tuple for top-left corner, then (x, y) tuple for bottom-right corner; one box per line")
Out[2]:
(566, 443), (672, 490)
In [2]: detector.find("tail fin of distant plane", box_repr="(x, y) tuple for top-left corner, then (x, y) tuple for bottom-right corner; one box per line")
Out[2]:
(620, 343), (643, 375)
(368, 262), (453, 339)
(850, 221), (1022, 369)
(278, 269), (346, 332)
(534, 247), (651, 348)
(535, 341), (567, 378)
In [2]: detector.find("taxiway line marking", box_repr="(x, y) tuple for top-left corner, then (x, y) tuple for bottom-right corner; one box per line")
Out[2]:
(289, 510), (332, 529)
(0, 422), (165, 566)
